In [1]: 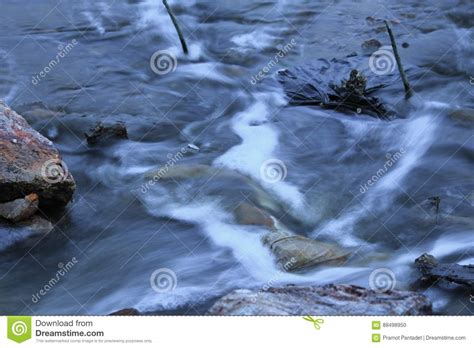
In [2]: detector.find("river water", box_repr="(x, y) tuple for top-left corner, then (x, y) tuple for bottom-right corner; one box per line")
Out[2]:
(0, 0), (473, 315)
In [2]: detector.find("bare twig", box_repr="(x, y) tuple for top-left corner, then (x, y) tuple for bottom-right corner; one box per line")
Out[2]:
(385, 20), (413, 99)
(163, 0), (188, 55)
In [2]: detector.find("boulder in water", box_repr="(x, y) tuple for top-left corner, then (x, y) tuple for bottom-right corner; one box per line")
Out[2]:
(85, 121), (128, 145)
(0, 102), (75, 207)
(233, 203), (275, 228)
(0, 193), (39, 222)
(262, 229), (351, 272)
(362, 39), (382, 53)
(415, 253), (474, 288)
(449, 108), (474, 125)
(208, 284), (432, 315)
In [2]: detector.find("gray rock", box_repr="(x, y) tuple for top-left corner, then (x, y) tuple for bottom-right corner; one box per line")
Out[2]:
(0, 215), (54, 252)
(208, 284), (432, 315)
(16, 215), (54, 235)
(362, 39), (382, 53)
(0, 102), (75, 206)
(85, 121), (128, 145)
(415, 253), (474, 288)
(233, 203), (275, 228)
(0, 193), (39, 222)
(449, 108), (474, 125)
(262, 229), (350, 272)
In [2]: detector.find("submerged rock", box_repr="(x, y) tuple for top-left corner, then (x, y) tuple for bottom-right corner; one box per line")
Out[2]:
(0, 215), (54, 252)
(145, 164), (351, 273)
(0, 193), (39, 222)
(233, 203), (275, 228)
(362, 39), (382, 53)
(449, 108), (474, 125)
(15, 102), (65, 120)
(415, 253), (474, 288)
(16, 215), (54, 235)
(208, 284), (432, 315)
(0, 102), (75, 206)
(145, 164), (232, 181)
(145, 164), (286, 215)
(262, 228), (350, 272)
(85, 121), (128, 145)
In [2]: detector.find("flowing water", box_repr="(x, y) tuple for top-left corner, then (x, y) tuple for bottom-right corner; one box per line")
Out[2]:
(0, 0), (473, 315)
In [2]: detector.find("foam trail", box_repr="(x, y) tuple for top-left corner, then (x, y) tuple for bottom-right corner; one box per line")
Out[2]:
(231, 30), (275, 51)
(144, 199), (367, 285)
(138, 0), (196, 41)
(315, 113), (438, 246)
(214, 93), (307, 216)
(82, 1), (106, 36)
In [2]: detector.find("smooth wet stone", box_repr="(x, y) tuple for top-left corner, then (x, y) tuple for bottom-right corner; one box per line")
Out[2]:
(85, 121), (128, 145)
(16, 102), (65, 120)
(145, 164), (236, 181)
(262, 229), (351, 272)
(449, 108), (474, 125)
(0, 215), (54, 241)
(233, 203), (275, 228)
(0, 193), (39, 222)
(361, 39), (382, 53)
(145, 164), (286, 215)
(208, 284), (432, 315)
(0, 102), (75, 206)
(16, 215), (54, 235)
(415, 253), (474, 288)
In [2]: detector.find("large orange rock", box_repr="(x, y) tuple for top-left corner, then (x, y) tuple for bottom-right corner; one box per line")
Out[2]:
(0, 102), (75, 206)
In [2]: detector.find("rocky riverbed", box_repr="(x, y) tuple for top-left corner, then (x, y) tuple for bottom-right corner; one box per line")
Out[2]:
(0, 0), (473, 315)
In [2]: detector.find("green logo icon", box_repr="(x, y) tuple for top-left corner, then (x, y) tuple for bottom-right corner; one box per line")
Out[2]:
(7, 316), (32, 343)
(372, 333), (381, 343)
(303, 315), (324, 330)
(372, 321), (381, 330)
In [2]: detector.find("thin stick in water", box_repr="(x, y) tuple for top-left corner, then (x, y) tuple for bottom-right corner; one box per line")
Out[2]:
(385, 20), (413, 99)
(163, 0), (189, 55)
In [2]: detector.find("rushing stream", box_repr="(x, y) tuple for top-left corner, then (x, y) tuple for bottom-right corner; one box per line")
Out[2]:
(0, 0), (473, 315)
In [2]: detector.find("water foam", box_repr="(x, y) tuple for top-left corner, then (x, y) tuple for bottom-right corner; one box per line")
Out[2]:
(315, 112), (439, 246)
(214, 92), (307, 216)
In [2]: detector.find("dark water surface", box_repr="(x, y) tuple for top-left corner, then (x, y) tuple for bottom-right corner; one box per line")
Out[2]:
(0, 0), (473, 315)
